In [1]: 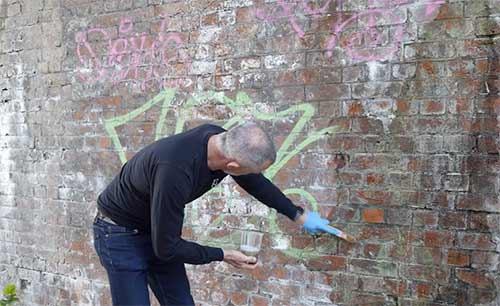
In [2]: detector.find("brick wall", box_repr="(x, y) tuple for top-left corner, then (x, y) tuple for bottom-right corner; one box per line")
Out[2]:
(0, 0), (499, 305)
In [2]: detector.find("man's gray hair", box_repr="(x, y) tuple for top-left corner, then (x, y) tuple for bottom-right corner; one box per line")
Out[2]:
(219, 121), (276, 170)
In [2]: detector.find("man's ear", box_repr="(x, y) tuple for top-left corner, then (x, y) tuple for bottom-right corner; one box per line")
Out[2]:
(226, 161), (241, 170)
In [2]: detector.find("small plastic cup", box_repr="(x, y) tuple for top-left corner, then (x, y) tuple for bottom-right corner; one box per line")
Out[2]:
(240, 231), (263, 260)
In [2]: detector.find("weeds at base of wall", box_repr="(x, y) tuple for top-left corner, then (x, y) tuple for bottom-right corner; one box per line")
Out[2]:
(0, 284), (18, 306)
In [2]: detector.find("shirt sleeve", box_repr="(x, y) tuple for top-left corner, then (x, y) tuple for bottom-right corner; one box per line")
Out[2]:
(231, 173), (301, 220)
(150, 162), (224, 264)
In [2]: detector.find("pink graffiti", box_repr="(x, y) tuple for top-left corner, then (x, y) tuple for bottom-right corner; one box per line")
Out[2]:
(326, 9), (405, 60)
(75, 16), (189, 91)
(254, 0), (444, 62)
(254, 0), (306, 38)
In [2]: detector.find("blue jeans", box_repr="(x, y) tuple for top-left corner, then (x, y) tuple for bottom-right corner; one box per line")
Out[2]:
(92, 215), (195, 306)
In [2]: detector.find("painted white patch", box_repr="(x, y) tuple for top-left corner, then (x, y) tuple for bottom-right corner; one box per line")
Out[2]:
(76, 172), (86, 183)
(197, 213), (212, 226)
(190, 61), (216, 75)
(253, 102), (273, 114)
(264, 55), (287, 69)
(366, 61), (385, 81)
(362, 99), (395, 132)
(195, 44), (211, 60)
(221, 75), (235, 89)
(241, 58), (260, 70)
(67, 277), (93, 306)
(227, 198), (248, 215)
(0, 64), (26, 206)
(218, 9), (236, 25)
(248, 202), (269, 217)
(223, 0), (253, 8)
(271, 234), (290, 250)
(197, 27), (221, 43)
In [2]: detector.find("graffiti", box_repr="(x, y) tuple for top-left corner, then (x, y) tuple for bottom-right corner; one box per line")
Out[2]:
(103, 88), (338, 260)
(75, 16), (189, 91)
(255, 0), (444, 61)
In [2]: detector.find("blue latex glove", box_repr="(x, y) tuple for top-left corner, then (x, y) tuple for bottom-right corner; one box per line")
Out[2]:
(302, 211), (331, 234)
(303, 211), (356, 242)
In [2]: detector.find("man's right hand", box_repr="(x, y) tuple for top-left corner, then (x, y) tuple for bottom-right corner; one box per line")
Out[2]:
(222, 250), (258, 270)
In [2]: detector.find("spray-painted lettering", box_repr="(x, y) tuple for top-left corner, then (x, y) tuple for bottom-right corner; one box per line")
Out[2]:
(255, 0), (444, 61)
(75, 16), (190, 91)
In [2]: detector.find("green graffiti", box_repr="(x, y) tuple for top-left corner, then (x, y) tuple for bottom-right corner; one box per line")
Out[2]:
(103, 88), (339, 260)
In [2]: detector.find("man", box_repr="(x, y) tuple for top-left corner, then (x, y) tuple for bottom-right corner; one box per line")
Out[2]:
(93, 121), (333, 306)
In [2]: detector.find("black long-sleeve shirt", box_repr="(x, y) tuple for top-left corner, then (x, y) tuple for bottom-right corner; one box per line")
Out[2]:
(97, 123), (301, 264)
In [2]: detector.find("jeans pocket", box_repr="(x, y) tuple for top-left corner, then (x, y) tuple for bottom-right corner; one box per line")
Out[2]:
(93, 229), (113, 269)
(103, 231), (148, 270)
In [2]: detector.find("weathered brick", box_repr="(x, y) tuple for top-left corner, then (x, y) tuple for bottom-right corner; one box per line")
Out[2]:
(439, 211), (467, 229)
(420, 99), (445, 115)
(350, 258), (397, 277)
(412, 246), (442, 265)
(305, 84), (350, 101)
(362, 208), (384, 223)
(446, 249), (470, 267)
(413, 210), (439, 228)
(470, 251), (499, 269)
(457, 232), (497, 251)
(416, 135), (443, 153)
(467, 212), (492, 232)
(456, 269), (495, 289)
(400, 264), (450, 284)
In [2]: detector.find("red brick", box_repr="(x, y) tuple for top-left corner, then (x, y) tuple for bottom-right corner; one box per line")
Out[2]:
(477, 135), (498, 153)
(464, 289), (497, 305)
(456, 269), (495, 289)
(201, 13), (218, 26)
(416, 282), (435, 298)
(352, 117), (384, 134)
(347, 293), (387, 305)
(468, 213), (490, 231)
(366, 173), (385, 185)
(358, 226), (401, 241)
(211, 289), (230, 305)
(362, 208), (384, 223)
(291, 235), (315, 249)
(328, 153), (347, 169)
(413, 247), (442, 265)
(413, 210), (439, 227)
(362, 243), (382, 259)
(457, 232), (496, 250)
(305, 84), (350, 101)
(421, 100), (445, 115)
(351, 190), (393, 206)
(235, 7), (253, 23)
(338, 172), (363, 185)
(230, 291), (248, 305)
(350, 259), (397, 277)
(401, 265), (450, 283)
(396, 99), (411, 114)
(259, 282), (300, 299)
(420, 61), (436, 77)
(249, 295), (270, 306)
(328, 135), (363, 152)
(306, 256), (346, 271)
(439, 211), (467, 229)
(424, 231), (454, 247)
(470, 251), (499, 269)
(446, 249), (469, 267)
(346, 100), (364, 116)
(453, 97), (473, 113)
